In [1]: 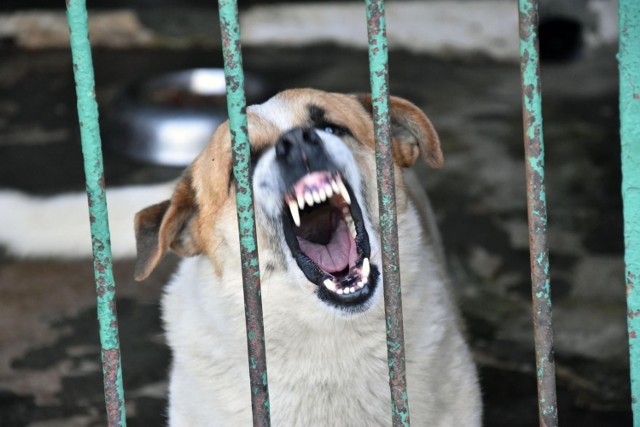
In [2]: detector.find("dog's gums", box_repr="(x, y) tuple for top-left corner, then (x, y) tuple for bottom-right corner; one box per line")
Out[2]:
(282, 170), (378, 307)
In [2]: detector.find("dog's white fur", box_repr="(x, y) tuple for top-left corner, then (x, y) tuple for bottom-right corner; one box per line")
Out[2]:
(0, 89), (481, 426)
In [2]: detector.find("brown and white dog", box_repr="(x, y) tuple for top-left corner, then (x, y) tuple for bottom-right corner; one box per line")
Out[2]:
(132, 88), (481, 426)
(0, 88), (481, 425)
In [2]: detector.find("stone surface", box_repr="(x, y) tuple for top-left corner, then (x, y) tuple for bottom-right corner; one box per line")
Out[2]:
(0, 1), (619, 60)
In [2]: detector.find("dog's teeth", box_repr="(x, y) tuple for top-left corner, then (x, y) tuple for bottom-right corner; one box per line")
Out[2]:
(362, 258), (370, 278)
(312, 191), (321, 204)
(288, 200), (300, 227)
(297, 194), (305, 210)
(357, 281), (365, 289)
(337, 179), (351, 205)
(349, 223), (356, 238)
(318, 188), (327, 201)
(323, 279), (337, 292)
(325, 184), (333, 198)
(331, 179), (340, 194)
(304, 192), (314, 207)
(349, 286), (356, 293)
(337, 288), (344, 295)
(362, 276), (368, 285)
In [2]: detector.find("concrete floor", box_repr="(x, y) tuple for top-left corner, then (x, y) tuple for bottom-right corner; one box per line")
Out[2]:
(0, 44), (631, 426)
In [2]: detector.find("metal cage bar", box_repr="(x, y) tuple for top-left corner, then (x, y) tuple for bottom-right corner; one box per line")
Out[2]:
(218, 1), (271, 425)
(365, 1), (411, 425)
(65, 1), (127, 426)
(619, 0), (640, 424)
(518, 0), (558, 426)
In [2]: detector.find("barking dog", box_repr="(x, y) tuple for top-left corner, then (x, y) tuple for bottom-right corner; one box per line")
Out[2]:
(133, 88), (481, 426)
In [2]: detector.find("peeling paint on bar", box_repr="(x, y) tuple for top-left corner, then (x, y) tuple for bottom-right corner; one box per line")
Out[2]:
(218, 1), (271, 425)
(365, 1), (411, 425)
(619, 0), (640, 424)
(65, 1), (126, 426)
(518, 1), (558, 426)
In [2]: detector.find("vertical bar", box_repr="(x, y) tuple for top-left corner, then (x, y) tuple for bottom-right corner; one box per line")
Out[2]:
(518, 1), (558, 426)
(218, 1), (271, 425)
(364, 1), (411, 425)
(619, 0), (640, 424)
(65, 2), (126, 426)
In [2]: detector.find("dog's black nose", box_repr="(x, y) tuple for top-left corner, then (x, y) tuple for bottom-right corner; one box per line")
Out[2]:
(275, 127), (322, 162)
(275, 127), (337, 187)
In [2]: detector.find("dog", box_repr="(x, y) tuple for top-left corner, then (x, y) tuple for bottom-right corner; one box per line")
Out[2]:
(0, 88), (481, 426)
(131, 88), (481, 426)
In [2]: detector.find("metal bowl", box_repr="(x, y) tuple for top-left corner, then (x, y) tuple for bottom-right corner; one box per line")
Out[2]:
(104, 68), (270, 166)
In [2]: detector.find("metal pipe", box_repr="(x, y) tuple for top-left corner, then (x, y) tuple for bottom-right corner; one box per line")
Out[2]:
(65, 1), (126, 426)
(518, 0), (558, 426)
(365, 1), (411, 425)
(618, 0), (640, 425)
(218, 1), (271, 425)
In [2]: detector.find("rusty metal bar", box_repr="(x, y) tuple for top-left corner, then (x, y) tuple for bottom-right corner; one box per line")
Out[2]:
(518, 0), (558, 426)
(218, 1), (271, 425)
(364, 1), (411, 425)
(65, 1), (127, 426)
(619, 0), (640, 424)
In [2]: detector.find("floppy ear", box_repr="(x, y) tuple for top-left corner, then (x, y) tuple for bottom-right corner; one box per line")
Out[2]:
(354, 94), (443, 168)
(134, 173), (201, 281)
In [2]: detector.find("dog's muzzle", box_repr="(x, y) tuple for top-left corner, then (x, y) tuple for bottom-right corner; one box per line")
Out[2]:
(277, 127), (379, 310)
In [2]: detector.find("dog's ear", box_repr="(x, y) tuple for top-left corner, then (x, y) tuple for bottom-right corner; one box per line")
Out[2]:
(354, 94), (443, 168)
(134, 173), (201, 281)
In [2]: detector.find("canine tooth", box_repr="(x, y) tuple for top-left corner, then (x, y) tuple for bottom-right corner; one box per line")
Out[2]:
(318, 188), (327, 201)
(289, 200), (301, 227)
(362, 258), (370, 278)
(331, 179), (340, 194)
(297, 194), (305, 210)
(312, 191), (321, 204)
(304, 192), (314, 207)
(325, 185), (333, 198)
(337, 179), (351, 205)
(324, 279), (337, 292)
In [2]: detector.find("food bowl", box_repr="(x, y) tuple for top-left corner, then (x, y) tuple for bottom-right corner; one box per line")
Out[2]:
(104, 68), (270, 166)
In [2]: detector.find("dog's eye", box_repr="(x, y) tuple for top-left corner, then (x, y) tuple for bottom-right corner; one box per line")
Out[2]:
(319, 123), (345, 136)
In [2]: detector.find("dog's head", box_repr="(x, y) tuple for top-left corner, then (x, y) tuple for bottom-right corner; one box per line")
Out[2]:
(134, 88), (442, 314)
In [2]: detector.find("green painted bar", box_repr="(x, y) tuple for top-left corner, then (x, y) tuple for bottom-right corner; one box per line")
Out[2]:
(65, 1), (126, 426)
(364, 1), (411, 425)
(218, 1), (271, 425)
(619, 0), (640, 424)
(518, 0), (558, 426)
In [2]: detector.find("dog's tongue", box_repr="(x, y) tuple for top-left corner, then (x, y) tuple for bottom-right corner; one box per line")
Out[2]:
(298, 221), (357, 273)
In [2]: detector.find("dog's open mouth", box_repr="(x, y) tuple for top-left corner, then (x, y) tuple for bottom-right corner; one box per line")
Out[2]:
(282, 171), (378, 307)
